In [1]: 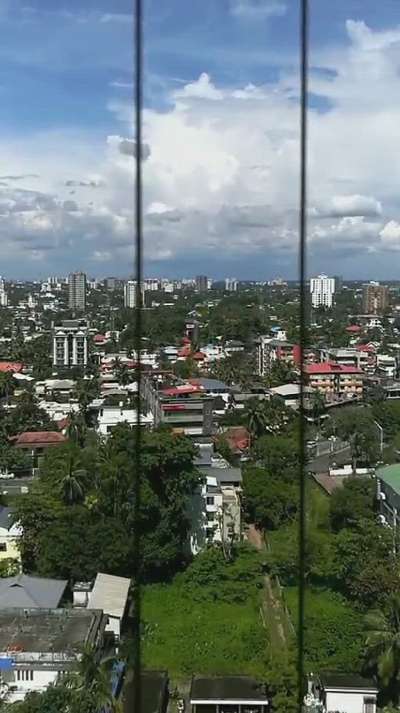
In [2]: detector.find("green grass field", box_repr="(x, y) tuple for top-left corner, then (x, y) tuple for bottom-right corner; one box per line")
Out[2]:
(141, 582), (267, 680)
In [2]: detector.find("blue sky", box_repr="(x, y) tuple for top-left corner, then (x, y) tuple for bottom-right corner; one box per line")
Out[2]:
(1, 0), (400, 279)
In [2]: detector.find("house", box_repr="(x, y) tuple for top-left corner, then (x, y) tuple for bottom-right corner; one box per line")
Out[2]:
(0, 508), (22, 565)
(190, 675), (269, 712)
(376, 463), (400, 528)
(0, 362), (24, 374)
(257, 336), (300, 377)
(13, 431), (67, 470)
(144, 377), (214, 438)
(0, 608), (107, 702)
(0, 575), (67, 609)
(304, 673), (378, 713)
(269, 383), (315, 409)
(303, 363), (363, 401)
(189, 474), (241, 555)
(86, 572), (130, 643)
(97, 405), (153, 436)
(376, 353), (397, 378)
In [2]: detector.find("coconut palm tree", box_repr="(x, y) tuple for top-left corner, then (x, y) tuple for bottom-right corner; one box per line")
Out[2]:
(59, 453), (88, 505)
(66, 411), (87, 448)
(246, 398), (268, 446)
(365, 594), (400, 704)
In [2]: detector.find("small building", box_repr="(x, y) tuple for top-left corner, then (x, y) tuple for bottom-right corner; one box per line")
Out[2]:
(190, 675), (269, 712)
(87, 572), (130, 642)
(97, 405), (153, 436)
(0, 575), (67, 609)
(376, 463), (400, 528)
(189, 475), (241, 555)
(123, 670), (169, 713)
(0, 608), (106, 702)
(304, 673), (378, 713)
(0, 508), (22, 565)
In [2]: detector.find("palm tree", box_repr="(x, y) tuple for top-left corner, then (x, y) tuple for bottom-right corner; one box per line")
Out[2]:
(365, 594), (400, 704)
(66, 411), (87, 448)
(69, 644), (123, 713)
(246, 398), (267, 446)
(59, 453), (87, 505)
(0, 372), (15, 404)
(310, 390), (326, 436)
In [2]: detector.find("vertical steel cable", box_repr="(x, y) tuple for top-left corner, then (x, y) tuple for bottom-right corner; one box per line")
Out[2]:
(132, 0), (143, 710)
(298, 0), (309, 709)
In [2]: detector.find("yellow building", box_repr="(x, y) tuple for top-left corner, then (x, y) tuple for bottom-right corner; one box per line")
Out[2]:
(0, 507), (22, 565)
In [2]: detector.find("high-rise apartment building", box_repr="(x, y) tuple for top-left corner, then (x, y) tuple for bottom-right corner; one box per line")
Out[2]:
(362, 281), (389, 315)
(225, 278), (238, 292)
(310, 274), (335, 309)
(124, 280), (145, 308)
(68, 272), (87, 311)
(0, 277), (7, 307)
(195, 275), (208, 292)
(52, 319), (89, 368)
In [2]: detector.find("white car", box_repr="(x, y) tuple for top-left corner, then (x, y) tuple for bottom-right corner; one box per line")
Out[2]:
(0, 472), (14, 479)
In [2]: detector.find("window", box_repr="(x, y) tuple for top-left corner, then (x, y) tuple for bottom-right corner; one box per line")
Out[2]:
(364, 698), (375, 713)
(0, 543), (7, 552)
(17, 670), (34, 682)
(206, 496), (214, 505)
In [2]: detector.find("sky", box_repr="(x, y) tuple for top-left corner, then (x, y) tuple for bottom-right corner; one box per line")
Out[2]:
(1, 0), (400, 279)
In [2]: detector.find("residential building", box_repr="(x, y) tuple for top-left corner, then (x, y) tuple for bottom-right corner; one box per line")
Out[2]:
(144, 278), (160, 291)
(0, 290), (8, 307)
(124, 280), (145, 308)
(362, 281), (389, 314)
(303, 362), (363, 401)
(304, 673), (377, 713)
(195, 275), (208, 292)
(123, 670), (169, 713)
(0, 608), (106, 702)
(376, 464), (400, 529)
(257, 337), (300, 377)
(52, 319), (89, 367)
(68, 271), (86, 310)
(105, 277), (118, 291)
(376, 353), (397, 378)
(86, 573), (130, 643)
(144, 377), (214, 438)
(225, 277), (238, 292)
(189, 474), (241, 555)
(0, 575), (67, 609)
(0, 508), (22, 566)
(13, 431), (67, 471)
(185, 318), (200, 343)
(190, 675), (269, 713)
(310, 273), (335, 309)
(97, 404), (153, 436)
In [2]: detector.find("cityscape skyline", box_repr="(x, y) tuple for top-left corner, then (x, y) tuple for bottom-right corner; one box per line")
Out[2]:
(0, 1), (400, 278)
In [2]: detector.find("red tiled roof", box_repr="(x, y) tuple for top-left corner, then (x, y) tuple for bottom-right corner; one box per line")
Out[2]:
(93, 334), (106, 343)
(356, 344), (376, 353)
(15, 431), (67, 445)
(346, 325), (361, 332)
(192, 351), (206, 360)
(304, 362), (362, 374)
(0, 362), (24, 373)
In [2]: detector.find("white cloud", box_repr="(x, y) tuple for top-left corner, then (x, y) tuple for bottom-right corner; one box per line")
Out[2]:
(173, 73), (223, 101)
(314, 194), (382, 218)
(380, 220), (400, 250)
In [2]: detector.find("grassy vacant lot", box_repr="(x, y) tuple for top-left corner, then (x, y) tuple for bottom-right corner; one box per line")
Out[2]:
(284, 586), (365, 672)
(141, 581), (267, 680)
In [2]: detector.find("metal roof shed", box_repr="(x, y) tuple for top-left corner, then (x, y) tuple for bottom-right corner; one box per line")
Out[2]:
(87, 572), (130, 642)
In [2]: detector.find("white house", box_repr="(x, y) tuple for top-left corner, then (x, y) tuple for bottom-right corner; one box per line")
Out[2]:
(97, 405), (153, 436)
(304, 673), (378, 713)
(0, 508), (22, 567)
(0, 608), (106, 702)
(189, 475), (241, 555)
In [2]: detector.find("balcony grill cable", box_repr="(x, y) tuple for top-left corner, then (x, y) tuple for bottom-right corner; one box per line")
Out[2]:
(298, 0), (309, 709)
(133, 0), (143, 710)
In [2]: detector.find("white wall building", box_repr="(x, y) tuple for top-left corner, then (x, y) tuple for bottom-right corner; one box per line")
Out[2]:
(124, 280), (145, 308)
(310, 274), (335, 309)
(225, 278), (238, 292)
(97, 405), (153, 436)
(304, 673), (377, 713)
(0, 608), (106, 703)
(52, 320), (89, 367)
(189, 475), (241, 555)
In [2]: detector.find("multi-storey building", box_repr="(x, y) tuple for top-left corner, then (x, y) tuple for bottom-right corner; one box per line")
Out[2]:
(0, 608), (106, 703)
(303, 362), (363, 401)
(68, 272), (86, 311)
(225, 278), (238, 292)
(52, 319), (89, 368)
(144, 377), (214, 438)
(310, 274), (335, 309)
(189, 474), (241, 555)
(362, 281), (389, 315)
(257, 337), (300, 377)
(195, 275), (208, 292)
(124, 280), (145, 308)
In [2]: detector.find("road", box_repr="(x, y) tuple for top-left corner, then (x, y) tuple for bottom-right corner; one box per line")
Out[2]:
(0, 476), (34, 495)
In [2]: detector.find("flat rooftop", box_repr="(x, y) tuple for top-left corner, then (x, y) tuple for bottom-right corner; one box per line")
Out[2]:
(0, 608), (104, 656)
(376, 464), (400, 496)
(190, 676), (269, 703)
(123, 670), (168, 713)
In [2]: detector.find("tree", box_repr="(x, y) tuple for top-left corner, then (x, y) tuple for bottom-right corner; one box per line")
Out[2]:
(246, 398), (268, 445)
(243, 466), (298, 530)
(0, 371), (15, 403)
(329, 477), (375, 531)
(365, 595), (400, 706)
